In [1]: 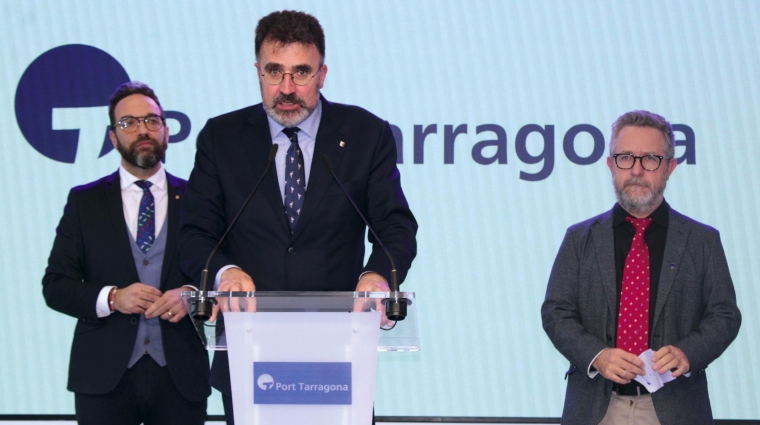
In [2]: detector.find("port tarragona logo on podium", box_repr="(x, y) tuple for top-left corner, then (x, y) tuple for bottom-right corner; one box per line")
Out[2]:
(253, 362), (352, 405)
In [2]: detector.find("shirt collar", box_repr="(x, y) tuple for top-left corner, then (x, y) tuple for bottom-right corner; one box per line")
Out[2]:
(118, 163), (166, 190)
(266, 99), (323, 141)
(613, 199), (670, 228)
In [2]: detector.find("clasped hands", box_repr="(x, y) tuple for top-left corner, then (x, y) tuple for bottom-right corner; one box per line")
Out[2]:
(210, 268), (394, 327)
(592, 346), (691, 384)
(112, 283), (188, 322)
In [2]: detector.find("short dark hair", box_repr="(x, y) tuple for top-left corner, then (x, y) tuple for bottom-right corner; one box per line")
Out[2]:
(255, 10), (325, 64)
(108, 81), (163, 126)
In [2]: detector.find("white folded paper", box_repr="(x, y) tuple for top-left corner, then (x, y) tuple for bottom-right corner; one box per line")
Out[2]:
(633, 349), (676, 393)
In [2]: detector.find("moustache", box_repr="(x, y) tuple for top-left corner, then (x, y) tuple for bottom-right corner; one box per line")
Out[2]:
(272, 93), (307, 108)
(134, 134), (160, 146)
(623, 178), (651, 190)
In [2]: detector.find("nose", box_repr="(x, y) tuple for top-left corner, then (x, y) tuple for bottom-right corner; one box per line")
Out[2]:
(279, 73), (296, 94)
(630, 157), (646, 175)
(140, 120), (154, 135)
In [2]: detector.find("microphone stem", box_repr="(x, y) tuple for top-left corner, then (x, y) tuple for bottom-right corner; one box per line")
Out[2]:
(192, 144), (278, 320)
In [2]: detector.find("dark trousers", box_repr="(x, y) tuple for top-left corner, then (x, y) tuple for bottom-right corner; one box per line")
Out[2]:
(75, 356), (206, 425)
(222, 393), (375, 425)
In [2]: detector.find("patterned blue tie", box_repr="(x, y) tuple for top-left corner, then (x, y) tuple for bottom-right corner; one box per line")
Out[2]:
(283, 127), (305, 233)
(134, 180), (155, 253)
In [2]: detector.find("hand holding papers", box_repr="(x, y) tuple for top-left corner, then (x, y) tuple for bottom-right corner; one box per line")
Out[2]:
(634, 349), (676, 393)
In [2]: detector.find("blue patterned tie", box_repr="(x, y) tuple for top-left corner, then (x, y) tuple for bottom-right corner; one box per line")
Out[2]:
(283, 127), (305, 233)
(134, 180), (155, 253)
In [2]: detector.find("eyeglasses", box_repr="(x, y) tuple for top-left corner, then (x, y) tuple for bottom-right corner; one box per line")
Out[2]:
(260, 65), (322, 86)
(113, 115), (165, 133)
(612, 154), (671, 171)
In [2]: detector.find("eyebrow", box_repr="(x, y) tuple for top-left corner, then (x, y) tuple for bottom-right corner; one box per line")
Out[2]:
(263, 62), (313, 73)
(117, 113), (161, 121)
(614, 151), (662, 155)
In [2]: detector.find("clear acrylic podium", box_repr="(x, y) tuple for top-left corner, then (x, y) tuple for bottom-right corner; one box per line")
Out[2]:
(181, 291), (419, 425)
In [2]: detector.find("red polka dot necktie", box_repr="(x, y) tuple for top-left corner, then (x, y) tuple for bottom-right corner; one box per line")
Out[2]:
(616, 216), (653, 355)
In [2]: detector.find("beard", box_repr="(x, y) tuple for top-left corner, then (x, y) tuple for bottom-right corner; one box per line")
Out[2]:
(115, 133), (166, 169)
(262, 89), (318, 128)
(614, 175), (668, 216)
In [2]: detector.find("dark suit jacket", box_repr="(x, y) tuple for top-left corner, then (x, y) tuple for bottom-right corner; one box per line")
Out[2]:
(542, 206), (741, 425)
(178, 97), (418, 394)
(42, 171), (210, 402)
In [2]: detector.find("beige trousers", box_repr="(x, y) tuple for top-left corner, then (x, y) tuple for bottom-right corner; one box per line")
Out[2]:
(598, 393), (662, 425)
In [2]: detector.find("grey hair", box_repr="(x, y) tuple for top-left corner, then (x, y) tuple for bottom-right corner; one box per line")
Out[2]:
(609, 110), (675, 158)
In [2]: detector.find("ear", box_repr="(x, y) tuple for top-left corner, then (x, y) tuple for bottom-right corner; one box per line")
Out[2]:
(317, 63), (328, 89)
(666, 157), (677, 176)
(109, 130), (117, 148)
(606, 155), (614, 173)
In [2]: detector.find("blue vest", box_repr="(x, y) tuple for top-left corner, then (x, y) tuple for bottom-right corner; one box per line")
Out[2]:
(126, 221), (168, 368)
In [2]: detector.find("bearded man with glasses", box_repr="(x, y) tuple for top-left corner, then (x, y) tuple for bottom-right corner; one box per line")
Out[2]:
(178, 10), (417, 425)
(542, 110), (741, 425)
(43, 82), (210, 424)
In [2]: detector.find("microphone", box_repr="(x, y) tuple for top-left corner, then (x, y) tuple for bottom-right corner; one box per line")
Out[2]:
(191, 144), (279, 321)
(321, 154), (407, 321)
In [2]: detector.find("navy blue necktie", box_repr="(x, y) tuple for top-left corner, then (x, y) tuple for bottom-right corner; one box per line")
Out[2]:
(134, 180), (155, 253)
(283, 127), (306, 232)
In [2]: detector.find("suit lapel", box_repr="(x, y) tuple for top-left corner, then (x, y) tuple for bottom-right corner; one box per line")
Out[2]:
(653, 209), (690, 326)
(104, 171), (140, 282)
(293, 97), (348, 237)
(591, 209), (618, 317)
(245, 106), (290, 233)
(160, 172), (181, 288)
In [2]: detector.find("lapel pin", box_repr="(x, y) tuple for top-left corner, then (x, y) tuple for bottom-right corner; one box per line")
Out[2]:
(339, 141), (345, 148)
(175, 195), (180, 200)
(669, 263), (676, 269)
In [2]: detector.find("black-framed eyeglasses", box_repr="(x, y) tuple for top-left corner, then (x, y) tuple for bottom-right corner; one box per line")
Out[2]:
(260, 65), (322, 86)
(612, 154), (671, 171)
(113, 115), (165, 133)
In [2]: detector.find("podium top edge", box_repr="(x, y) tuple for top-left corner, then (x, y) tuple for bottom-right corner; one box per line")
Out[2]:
(180, 290), (415, 299)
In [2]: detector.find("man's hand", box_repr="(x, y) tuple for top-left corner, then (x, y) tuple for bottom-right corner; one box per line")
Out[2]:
(210, 268), (257, 322)
(145, 287), (190, 322)
(112, 283), (162, 315)
(592, 348), (646, 384)
(218, 268), (256, 292)
(354, 272), (393, 327)
(652, 345), (690, 377)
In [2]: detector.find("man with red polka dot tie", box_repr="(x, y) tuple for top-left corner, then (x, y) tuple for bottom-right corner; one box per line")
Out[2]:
(616, 216), (653, 355)
(542, 110), (741, 425)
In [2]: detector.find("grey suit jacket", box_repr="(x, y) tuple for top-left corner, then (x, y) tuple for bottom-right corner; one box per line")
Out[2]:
(541, 205), (741, 425)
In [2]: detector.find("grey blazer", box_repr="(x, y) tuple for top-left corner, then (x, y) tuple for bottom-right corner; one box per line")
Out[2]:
(542, 206), (741, 425)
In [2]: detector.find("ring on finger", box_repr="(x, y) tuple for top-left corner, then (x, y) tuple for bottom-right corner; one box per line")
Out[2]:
(167, 311), (173, 317)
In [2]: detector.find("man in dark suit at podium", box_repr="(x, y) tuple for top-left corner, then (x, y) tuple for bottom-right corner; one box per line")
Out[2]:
(43, 82), (209, 424)
(178, 10), (418, 424)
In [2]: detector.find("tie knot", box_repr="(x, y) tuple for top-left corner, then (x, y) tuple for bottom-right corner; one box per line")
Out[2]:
(135, 180), (152, 190)
(625, 216), (653, 233)
(282, 127), (301, 143)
